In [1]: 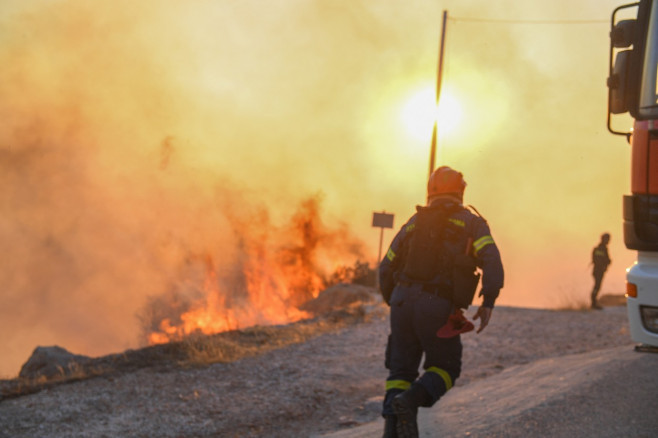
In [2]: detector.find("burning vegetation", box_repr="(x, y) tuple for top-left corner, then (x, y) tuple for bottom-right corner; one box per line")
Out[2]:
(139, 196), (373, 345)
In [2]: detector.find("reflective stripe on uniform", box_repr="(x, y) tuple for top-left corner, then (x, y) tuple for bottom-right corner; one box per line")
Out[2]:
(386, 248), (396, 262)
(473, 235), (494, 255)
(448, 218), (465, 227)
(385, 380), (411, 392)
(405, 223), (416, 233)
(426, 367), (453, 391)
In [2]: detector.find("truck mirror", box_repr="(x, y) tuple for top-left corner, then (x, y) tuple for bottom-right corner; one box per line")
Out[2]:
(609, 50), (632, 114)
(611, 19), (636, 48)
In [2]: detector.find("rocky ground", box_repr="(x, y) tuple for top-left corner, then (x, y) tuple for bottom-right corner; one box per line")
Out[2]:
(0, 290), (633, 438)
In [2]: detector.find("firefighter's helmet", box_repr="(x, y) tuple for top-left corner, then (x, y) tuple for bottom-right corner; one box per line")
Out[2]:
(427, 166), (466, 199)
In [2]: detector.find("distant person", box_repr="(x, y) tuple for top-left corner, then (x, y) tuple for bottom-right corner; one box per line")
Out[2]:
(378, 166), (504, 438)
(590, 233), (612, 310)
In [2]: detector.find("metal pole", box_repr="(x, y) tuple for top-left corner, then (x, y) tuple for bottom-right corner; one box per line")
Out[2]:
(376, 227), (384, 289)
(377, 227), (384, 266)
(429, 10), (448, 179)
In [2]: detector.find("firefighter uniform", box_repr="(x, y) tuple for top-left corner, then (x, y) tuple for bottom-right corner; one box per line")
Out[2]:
(378, 166), (504, 438)
(591, 233), (611, 309)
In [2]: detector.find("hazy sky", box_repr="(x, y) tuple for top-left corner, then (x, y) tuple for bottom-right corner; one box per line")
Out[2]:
(0, 0), (638, 377)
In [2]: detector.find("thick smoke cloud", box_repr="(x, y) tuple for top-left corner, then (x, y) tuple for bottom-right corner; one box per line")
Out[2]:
(0, 0), (636, 376)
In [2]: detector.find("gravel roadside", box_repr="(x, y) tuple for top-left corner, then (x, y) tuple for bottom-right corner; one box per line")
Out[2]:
(0, 304), (634, 437)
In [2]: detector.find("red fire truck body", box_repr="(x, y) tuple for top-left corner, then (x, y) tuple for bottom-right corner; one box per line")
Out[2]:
(609, 0), (658, 346)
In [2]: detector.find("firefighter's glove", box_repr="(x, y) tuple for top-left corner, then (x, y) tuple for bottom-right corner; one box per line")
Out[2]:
(473, 306), (492, 334)
(436, 309), (474, 338)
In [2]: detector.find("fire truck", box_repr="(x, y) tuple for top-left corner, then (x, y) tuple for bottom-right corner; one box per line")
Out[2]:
(608, 0), (658, 347)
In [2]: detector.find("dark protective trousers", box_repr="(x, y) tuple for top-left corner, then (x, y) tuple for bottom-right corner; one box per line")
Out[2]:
(383, 283), (462, 417)
(591, 269), (606, 305)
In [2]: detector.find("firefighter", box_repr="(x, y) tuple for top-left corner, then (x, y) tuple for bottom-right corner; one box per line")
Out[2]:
(379, 166), (504, 438)
(590, 233), (611, 310)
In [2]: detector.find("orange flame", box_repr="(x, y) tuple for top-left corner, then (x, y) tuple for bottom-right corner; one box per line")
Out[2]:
(145, 196), (363, 344)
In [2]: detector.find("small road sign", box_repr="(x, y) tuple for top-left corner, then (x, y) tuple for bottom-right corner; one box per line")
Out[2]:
(373, 212), (395, 288)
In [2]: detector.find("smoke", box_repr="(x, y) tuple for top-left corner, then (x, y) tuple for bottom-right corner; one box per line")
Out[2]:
(0, 0), (637, 376)
(435, 1), (636, 310)
(0, 0), (378, 376)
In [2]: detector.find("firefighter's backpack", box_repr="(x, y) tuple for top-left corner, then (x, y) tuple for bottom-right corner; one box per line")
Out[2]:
(402, 203), (480, 308)
(402, 204), (451, 282)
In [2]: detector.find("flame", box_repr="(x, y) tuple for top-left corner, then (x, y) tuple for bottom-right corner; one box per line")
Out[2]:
(145, 196), (363, 344)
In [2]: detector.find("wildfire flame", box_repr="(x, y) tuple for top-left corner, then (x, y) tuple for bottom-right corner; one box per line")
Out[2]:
(144, 196), (364, 345)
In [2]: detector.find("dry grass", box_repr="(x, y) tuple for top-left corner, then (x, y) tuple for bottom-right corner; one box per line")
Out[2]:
(555, 292), (626, 311)
(598, 294), (627, 307)
(180, 316), (344, 366)
(555, 300), (591, 312)
(0, 304), (377, 401)
(0, 363), (109, 402)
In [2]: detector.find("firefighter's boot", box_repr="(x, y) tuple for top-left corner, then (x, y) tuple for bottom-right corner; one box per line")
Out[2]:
(591, 295), (602, 310)
(382, 415), (398, 438)
(392, 383), (430, 438)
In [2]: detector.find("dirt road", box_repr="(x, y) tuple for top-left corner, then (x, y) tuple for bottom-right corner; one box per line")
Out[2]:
(320, 344), (658, 438)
